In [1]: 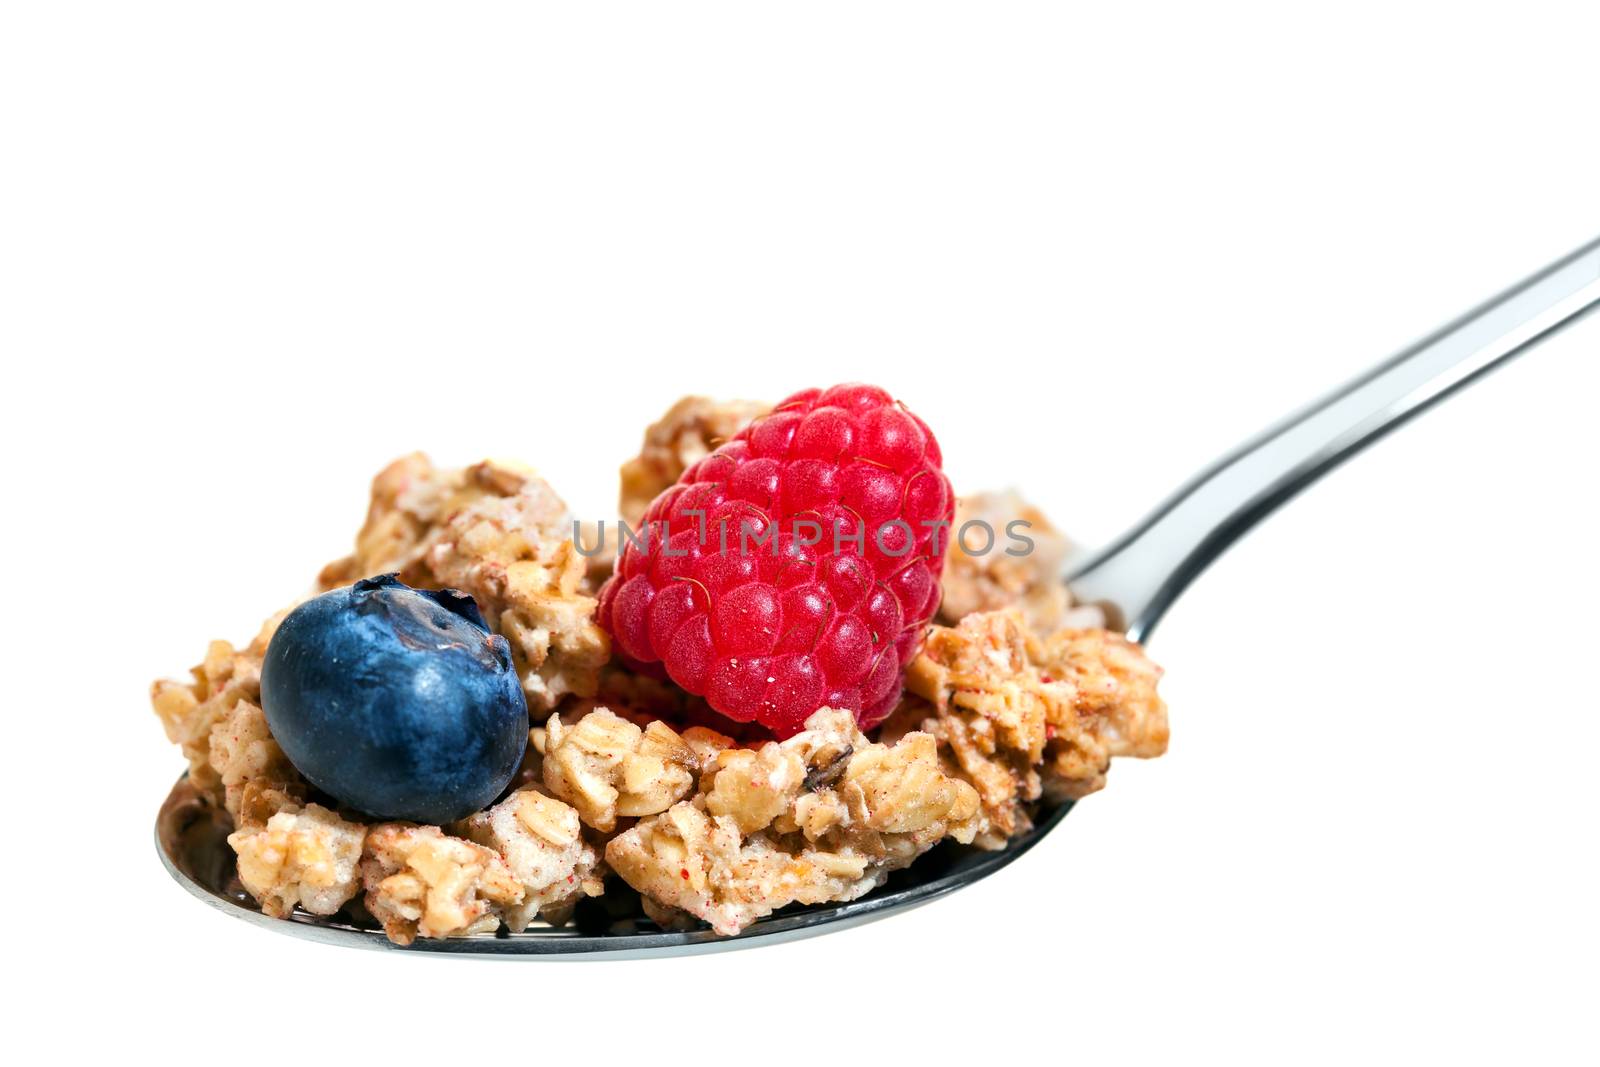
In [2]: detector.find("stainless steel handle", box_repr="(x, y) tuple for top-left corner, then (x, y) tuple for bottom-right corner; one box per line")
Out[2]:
(1067, 236), (1600, 643)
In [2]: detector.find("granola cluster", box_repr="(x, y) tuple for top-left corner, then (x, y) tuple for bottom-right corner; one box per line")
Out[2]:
(151, 616), (283, 802)
(360, 823), (526, 942)
(885, 609), (1168, 847)
(540, 708), (710, 831)
(358, 789), (604, 944)
(456, 789), (605, 930)
(209, 700), (303, 825)
(605, 708), (981, 934)
(318, 455), (609, 714)
(230, 804), (366, 918)
(149, 395), (1170, 944)
(152, 636), (370, 917)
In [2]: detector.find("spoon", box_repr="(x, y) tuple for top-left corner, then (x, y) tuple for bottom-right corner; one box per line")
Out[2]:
(156, 235), (1600, 957)
(1069, 234), (1600, 641)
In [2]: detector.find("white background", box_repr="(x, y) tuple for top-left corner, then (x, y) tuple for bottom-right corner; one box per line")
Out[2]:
(4, 3), (1597, 1063)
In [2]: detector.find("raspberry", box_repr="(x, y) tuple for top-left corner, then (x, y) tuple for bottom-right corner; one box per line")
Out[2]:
(597, 384), (953, 737)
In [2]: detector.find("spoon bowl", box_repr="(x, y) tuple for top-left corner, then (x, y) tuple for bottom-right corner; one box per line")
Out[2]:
(156, 775), (1074, 958)
(153, 235), (1600, 956)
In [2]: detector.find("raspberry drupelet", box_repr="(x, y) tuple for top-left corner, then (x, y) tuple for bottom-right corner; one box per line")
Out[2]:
(597, 384), (953, 736)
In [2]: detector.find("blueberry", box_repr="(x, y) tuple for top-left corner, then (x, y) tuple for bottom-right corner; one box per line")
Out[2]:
(261, 575), (528, 824)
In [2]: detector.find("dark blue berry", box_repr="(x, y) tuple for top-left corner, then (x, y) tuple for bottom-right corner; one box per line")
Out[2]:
(261, 575), (527, 823)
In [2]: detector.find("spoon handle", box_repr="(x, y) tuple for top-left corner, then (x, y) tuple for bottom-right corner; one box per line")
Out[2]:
(1067, 235), (1600, 643)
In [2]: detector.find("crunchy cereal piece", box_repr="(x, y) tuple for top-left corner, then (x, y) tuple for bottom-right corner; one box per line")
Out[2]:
(318, 455), (569, 589)
(618, 396), (769, 525)
(605, 804), (821, 936)
(150, 613), (285, 801)
(360, 824), (525, 944)
(772, 710), (980, 854)
(1038, 627), (1169, 758)
(682, 725), (739, 766)
(889, 610), (1046, 845)
(1034, 627), (1169, 800)
(605, 709), (979, 935)
(889, 609), (1168, 846)
(542, 708), (704, 831)
(881, 695), (1038, 848)
(208, 700), (305, 828)
(939, 491), (1077, 632)
(319, 456), (610, 714)
(702, 744), (806, 834)
(430, 526), (607, 713)
(457, 789), (603, 931)
(228, 803), (366, 918)
(837, 732), (979, 834)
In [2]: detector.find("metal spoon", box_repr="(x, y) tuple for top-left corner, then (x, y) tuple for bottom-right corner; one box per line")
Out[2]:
(1069, 234), (1600, 640)
(155, 235), (1600, 957)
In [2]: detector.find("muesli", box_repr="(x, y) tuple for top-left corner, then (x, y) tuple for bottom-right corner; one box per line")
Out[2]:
(150, 386), (1168, 943)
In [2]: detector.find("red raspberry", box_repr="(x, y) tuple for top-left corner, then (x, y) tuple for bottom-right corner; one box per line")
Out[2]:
(597, 384), (953, 737)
